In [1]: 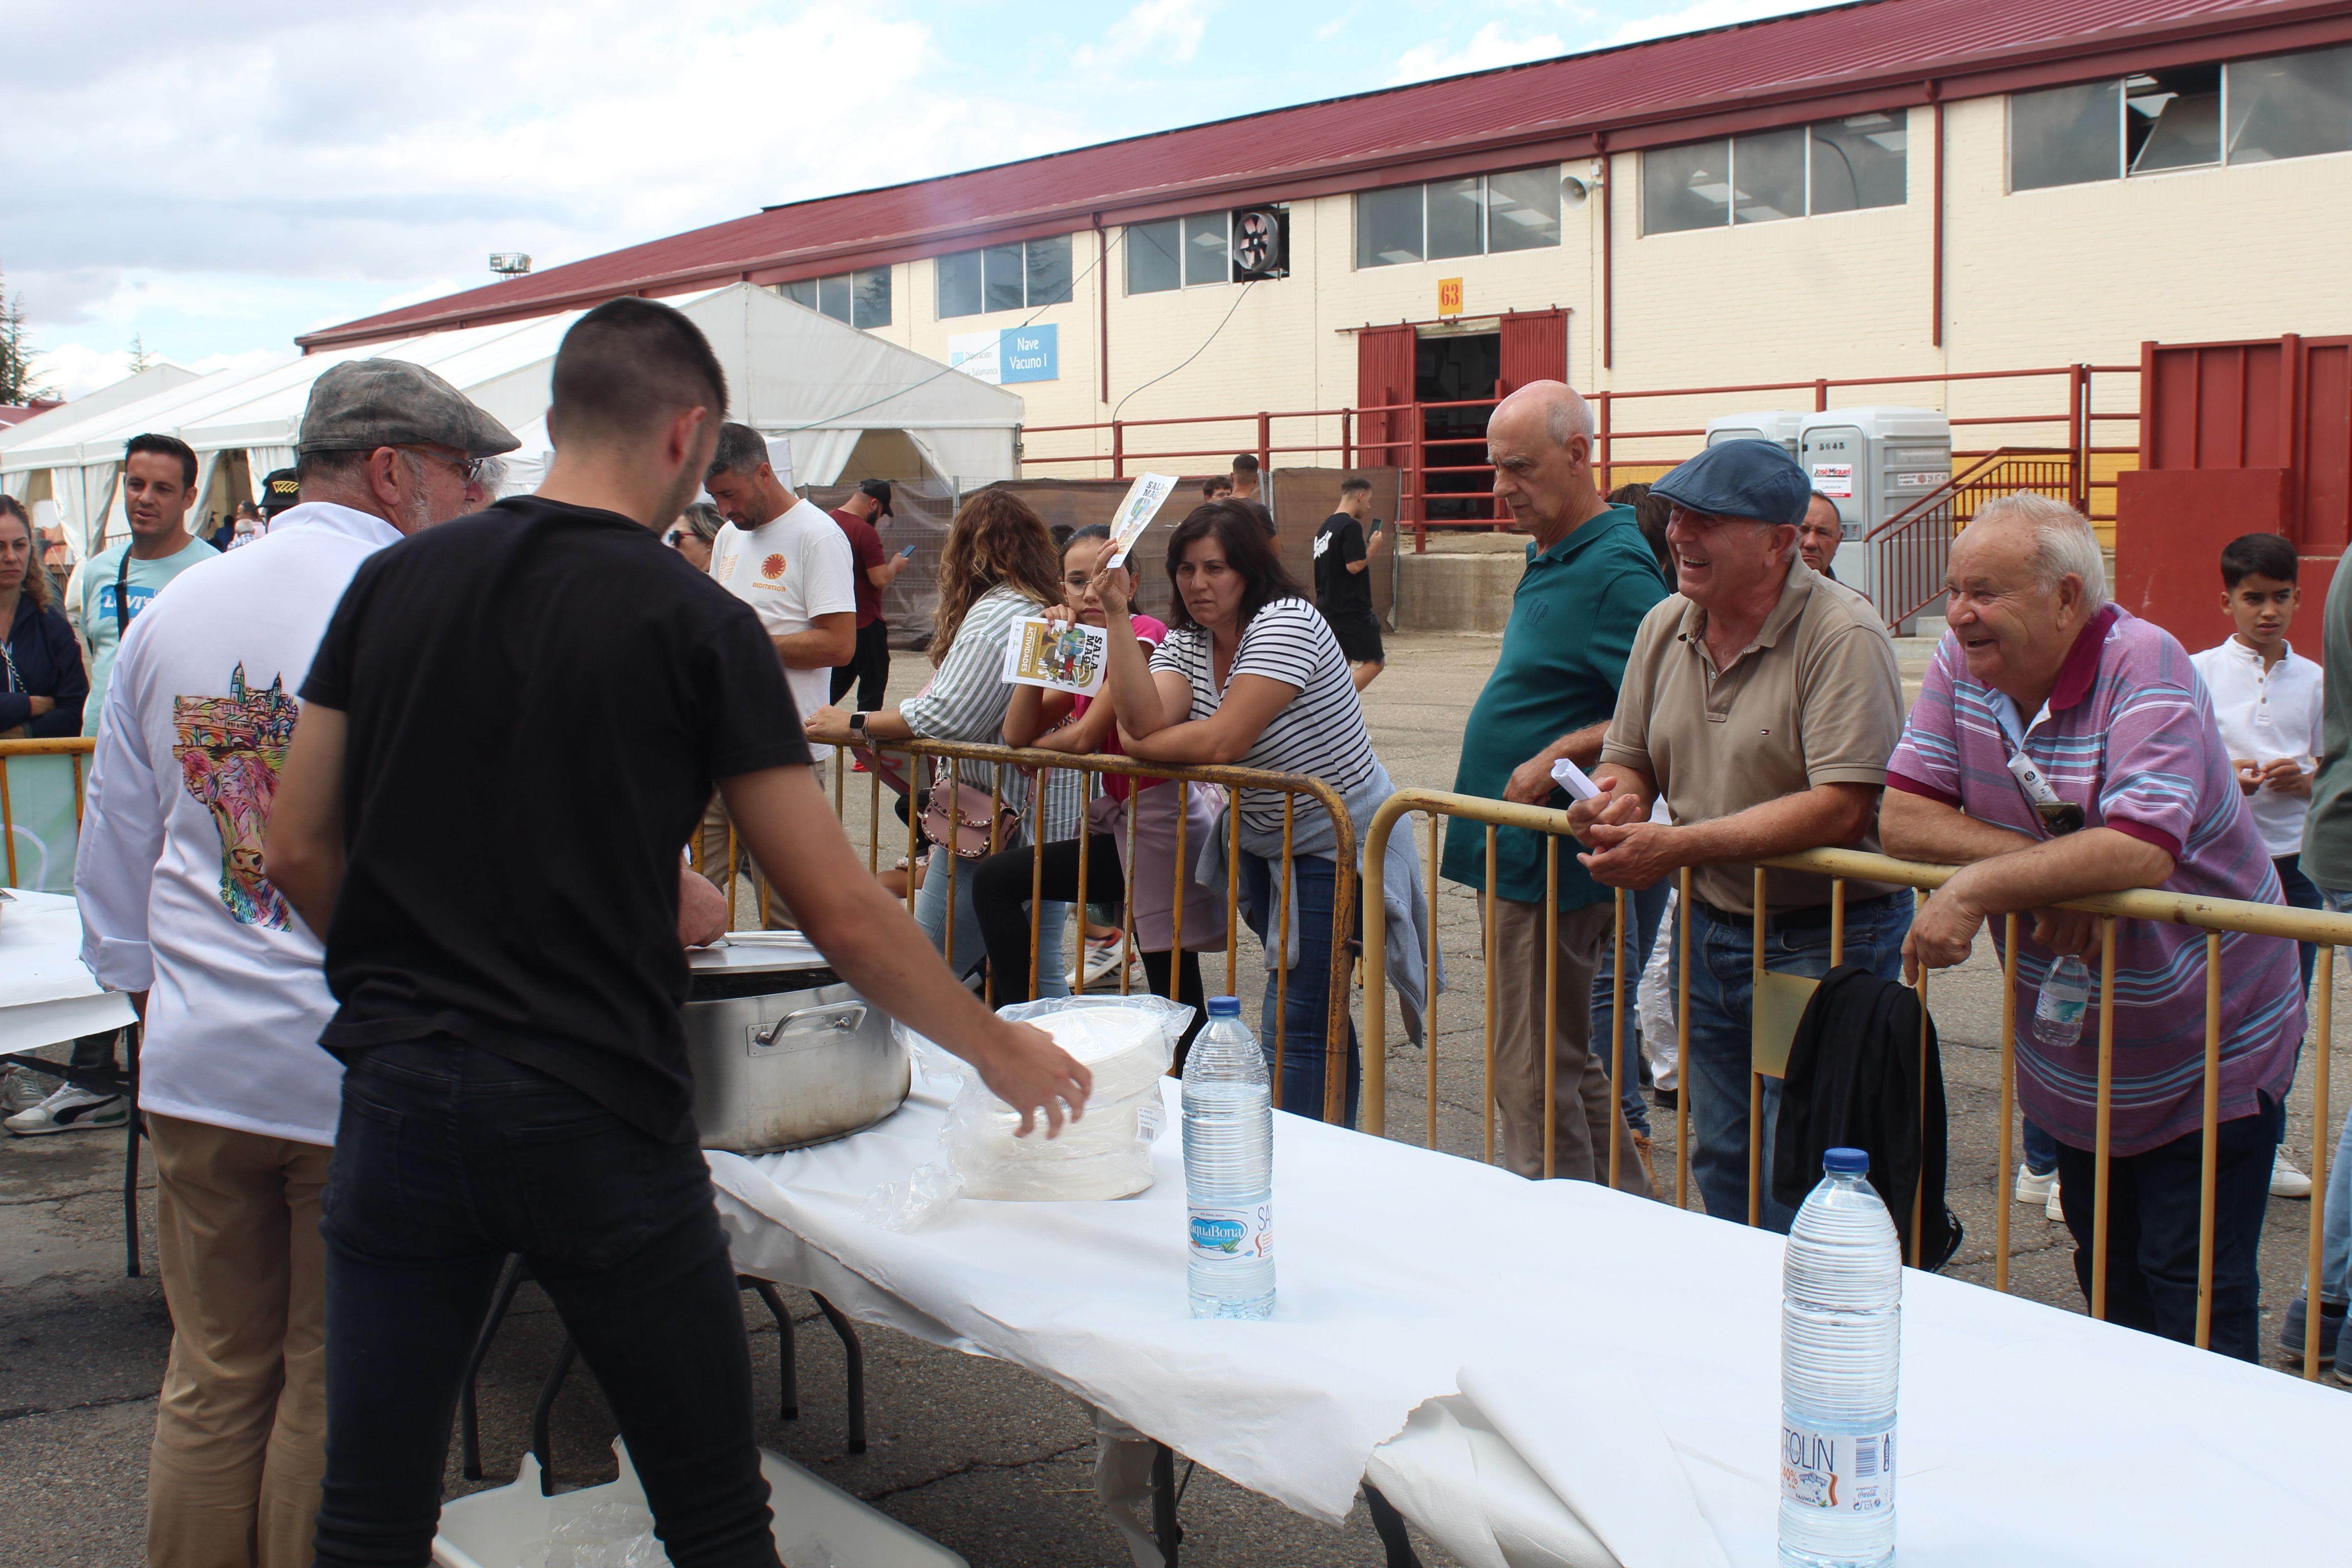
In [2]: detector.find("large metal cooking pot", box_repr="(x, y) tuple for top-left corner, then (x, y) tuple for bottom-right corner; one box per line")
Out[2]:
(685, 933), (908, 1155)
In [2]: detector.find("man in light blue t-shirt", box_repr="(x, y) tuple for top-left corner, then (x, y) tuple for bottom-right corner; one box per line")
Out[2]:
(69, 432), (211, 740)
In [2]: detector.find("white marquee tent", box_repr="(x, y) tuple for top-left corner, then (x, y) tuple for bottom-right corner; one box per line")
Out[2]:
(0, 284), (1024, 558)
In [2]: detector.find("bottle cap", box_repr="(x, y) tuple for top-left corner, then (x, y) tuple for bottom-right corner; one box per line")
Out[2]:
(1206, 996), (1241, 1018)
(1823, 1147), (1870, 1176)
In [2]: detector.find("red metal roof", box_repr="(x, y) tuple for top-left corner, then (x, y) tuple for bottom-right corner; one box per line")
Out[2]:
(303, 0), (2351, 350)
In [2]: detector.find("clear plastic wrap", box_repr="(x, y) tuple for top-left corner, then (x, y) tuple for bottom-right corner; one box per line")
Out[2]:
(862, 995), (1192, 1227)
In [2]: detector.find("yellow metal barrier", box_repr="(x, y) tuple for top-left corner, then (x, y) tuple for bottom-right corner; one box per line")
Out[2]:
(757, 731), (1364, 1127)
(0, 737), (95, 888)
(1365, 790), (2349, 1379)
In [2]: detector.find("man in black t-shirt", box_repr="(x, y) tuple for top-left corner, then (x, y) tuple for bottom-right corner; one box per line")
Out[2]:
(267, 298), (1089, 1568)
(1312, 475), (1391, 691)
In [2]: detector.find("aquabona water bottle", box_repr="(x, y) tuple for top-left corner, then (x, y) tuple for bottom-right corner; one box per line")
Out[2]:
(1181, 996), (1274, 1319)
(1779, 1147), (1900, 1568)
(2034, 953), (2092, 1047)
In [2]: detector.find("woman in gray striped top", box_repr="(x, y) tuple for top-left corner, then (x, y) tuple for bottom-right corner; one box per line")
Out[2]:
(807, 490), (1077, 981)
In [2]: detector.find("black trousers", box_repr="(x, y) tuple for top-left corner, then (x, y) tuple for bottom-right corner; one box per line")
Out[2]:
(312, 1040), (779, 1568)
(829, 619), (890, 712)
(971, 833), (1206, 1057)
(2052, 1093), (2282, 1362)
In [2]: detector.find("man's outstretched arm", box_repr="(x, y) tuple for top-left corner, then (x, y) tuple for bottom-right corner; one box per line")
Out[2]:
(720, 764), (1093, 1135)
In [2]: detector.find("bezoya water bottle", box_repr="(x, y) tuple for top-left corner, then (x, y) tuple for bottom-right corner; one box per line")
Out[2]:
(1181, 996), (1274, 1319)
(1779, 1147), (1900, 1568)
(2034, 954), (2092, 1047)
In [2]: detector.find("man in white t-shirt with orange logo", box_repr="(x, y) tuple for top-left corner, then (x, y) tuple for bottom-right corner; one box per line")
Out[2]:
(699, 422), (855, 925)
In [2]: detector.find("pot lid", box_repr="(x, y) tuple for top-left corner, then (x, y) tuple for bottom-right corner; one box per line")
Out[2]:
(686, 931), (834, 976)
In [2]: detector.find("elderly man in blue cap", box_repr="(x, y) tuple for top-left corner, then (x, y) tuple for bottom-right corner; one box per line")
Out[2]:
(1566, 439), (1908, 1230)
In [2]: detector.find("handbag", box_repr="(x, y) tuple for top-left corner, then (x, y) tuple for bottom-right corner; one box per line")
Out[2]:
(922, 772), (1019, 860)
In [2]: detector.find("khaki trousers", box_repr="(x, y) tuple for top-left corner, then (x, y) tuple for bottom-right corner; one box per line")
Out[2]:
(147, 1112), (332, 1568)
(1483, 895), (1654, 1194)
(696, 789), (799, 930)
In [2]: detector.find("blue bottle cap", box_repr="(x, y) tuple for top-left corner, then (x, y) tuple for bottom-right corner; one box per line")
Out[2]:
(1823, 1147), (1870, 1176)
(1206, 996), (1241, 1018)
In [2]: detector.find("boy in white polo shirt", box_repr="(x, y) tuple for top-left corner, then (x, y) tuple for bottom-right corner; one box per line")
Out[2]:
(2190, 531), (2323, 1201)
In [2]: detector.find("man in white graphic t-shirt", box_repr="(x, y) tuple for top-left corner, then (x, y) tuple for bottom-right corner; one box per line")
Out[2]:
(699, 421), (856, 925)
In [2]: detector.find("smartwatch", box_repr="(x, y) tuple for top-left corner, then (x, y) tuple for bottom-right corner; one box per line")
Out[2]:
(848, 711), (870, 741)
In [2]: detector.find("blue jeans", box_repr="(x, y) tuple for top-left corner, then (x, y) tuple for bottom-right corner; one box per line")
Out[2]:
(2022, 1117), (2060, 1176)
(2053, 1094), (2282, 1361)
(1240, 853), (1358, 1125)
(915, 835), (1061, 990)
(1676, 893), (1912, 1232)
(313, 1040), (778, 1567)
(1591, 878), (1671, 1136)
(2317, 888), (2352, 1314)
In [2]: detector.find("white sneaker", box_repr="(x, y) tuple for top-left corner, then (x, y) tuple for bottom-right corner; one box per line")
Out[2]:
(2013, 1163), (2059, 1205)
(5, 1083), (128, 1136)
(2272, 1149), (2314, 1200)
(2046, 1185), (2066, 1223)
(1070, 939), (1129, 991)
(0, 1065), (47, 1115)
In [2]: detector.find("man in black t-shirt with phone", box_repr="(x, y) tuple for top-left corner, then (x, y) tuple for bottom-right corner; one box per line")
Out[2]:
(1312, 474), (1391, 692)
(268, 298), (1089, 1568)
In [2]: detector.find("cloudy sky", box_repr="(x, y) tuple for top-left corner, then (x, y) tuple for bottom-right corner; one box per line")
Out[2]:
(9, 0), (1833, 398)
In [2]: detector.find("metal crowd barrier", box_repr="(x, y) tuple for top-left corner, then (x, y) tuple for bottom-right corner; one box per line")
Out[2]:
(0, 737), (94, 887)
(1363, 790), (2349, 1381)
(718, 733), (1360, 1127)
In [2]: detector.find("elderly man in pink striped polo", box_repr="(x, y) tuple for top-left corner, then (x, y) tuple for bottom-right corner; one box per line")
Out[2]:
(1883, 493), (2298, 1361)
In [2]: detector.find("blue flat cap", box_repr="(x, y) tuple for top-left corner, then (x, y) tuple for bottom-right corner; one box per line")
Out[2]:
(1651, 439), (1812, 529)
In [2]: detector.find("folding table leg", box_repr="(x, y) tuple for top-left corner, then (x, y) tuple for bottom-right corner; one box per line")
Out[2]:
(460, 1255), (529, 1479)
(1362, 1484), (1423, 1568)
(740, 1276), (798, 1421)
(810, 1294), (866, 1454)
(531, 1338), (579, 1496)
(122, 1104), (142, 1279)
(1150, 1443), (1183, 1568)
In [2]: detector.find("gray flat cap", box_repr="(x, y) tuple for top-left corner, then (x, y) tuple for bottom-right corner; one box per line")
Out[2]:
(1651, 439), (1813, 529)
(297, 358), (520, 458)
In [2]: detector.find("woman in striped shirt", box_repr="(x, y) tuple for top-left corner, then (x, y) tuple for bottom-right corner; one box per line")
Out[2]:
(1091, 501), (1389, 1120)
(807, 490), (1072, 980)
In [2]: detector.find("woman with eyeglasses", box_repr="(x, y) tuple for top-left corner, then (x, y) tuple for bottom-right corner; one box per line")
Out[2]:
(970, 524), (1219, 1053)
(667, 500), (723, 572)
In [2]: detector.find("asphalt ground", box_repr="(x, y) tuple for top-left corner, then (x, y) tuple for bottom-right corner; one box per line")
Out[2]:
(3, 632), (2343, 1568)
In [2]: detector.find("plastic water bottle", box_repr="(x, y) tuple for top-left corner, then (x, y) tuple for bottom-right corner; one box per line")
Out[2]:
(1779, 1148), (1900, 1568)
(1182, 996), (1274, 1319)
(2034, 954), (2092, 1047)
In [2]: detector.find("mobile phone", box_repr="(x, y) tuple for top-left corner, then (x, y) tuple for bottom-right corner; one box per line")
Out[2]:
(899, 544), (917, 559)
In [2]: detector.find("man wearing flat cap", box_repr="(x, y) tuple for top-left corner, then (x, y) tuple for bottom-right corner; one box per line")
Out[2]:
(1567, 438), (1908, 1232)
(72, 358), (519, 1566)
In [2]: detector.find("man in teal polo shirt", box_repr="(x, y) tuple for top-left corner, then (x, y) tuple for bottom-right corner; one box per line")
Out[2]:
(1442, 381), (1666, 1186)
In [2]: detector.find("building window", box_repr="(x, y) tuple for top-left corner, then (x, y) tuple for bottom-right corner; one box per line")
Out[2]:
(936, 235), (1073, 319)
(1642, 113), (1908, 234)
(1352, 167), (1562, 269)
(2226, 45), (2352, 164)
(1126, 212), (1236, 293)
(780, 267), (891, 329)
(2012, 47), (2352, 190)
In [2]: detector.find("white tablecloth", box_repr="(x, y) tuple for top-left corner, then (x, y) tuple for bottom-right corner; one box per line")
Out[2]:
(709, 1067), (2351, 1566)
(0, 889), (132, 1056)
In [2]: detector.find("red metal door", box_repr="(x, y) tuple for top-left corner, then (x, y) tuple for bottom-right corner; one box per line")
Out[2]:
(1498, 309), (1568, 395)
(1357, 326), (1416, 467)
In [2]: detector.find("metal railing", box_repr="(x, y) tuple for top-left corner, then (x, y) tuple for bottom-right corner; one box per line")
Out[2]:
(736, 733), (1363, 1126)
(1363, 792), (2347, 1378)
(0, 737), (94, 889)
(1862, 449), (2078, 628)
(1017, 363), (2140, 547)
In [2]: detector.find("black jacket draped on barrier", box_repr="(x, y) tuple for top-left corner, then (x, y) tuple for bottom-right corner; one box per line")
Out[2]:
(1771, 964), (1962, 1269)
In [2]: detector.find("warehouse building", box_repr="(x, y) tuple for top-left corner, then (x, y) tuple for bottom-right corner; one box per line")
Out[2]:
(304, 0), (2352, 553)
